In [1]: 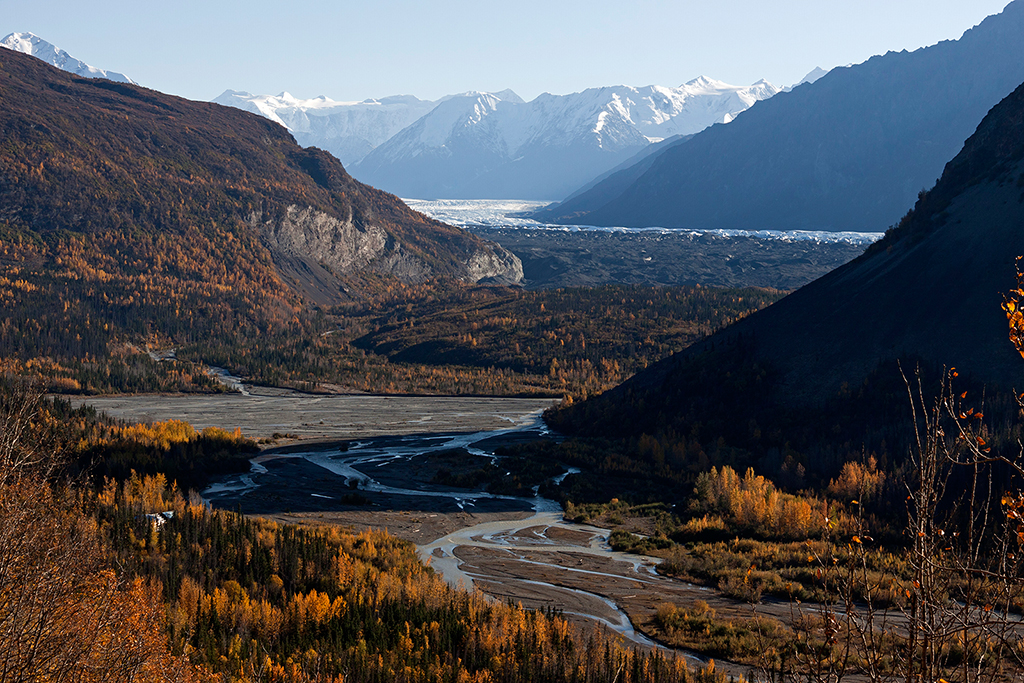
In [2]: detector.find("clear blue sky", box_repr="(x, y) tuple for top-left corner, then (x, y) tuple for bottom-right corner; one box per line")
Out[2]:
(2, 0), (1014, 102)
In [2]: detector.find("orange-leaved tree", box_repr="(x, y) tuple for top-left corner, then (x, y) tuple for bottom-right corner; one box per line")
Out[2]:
(0, 381), (203, 682)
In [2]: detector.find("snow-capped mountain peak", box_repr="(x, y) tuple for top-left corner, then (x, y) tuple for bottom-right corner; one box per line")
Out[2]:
(682, 75), (728, 92)
(212, 89), (438, 166)
(218, 75), (780, 199)
(350, 77), (780, 199)
(0, 32), (135, 84)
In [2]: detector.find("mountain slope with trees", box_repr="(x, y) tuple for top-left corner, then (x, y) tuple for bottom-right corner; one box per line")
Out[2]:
(0, 46), (519, 304)
(0, 47), (521, 378)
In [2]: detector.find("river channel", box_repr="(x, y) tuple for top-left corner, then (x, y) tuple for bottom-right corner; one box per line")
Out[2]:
(200, 409), (754, 674)
(78, 393), (751, 676)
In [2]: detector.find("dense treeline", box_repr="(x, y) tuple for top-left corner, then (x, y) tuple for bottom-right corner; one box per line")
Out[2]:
(0, 266), (781, 398)
(0, 381), (735, 683)
(0, 355), (227, 394)
(186, 283), (778, 399)
(0, 223), (301, 358)
(74, 419), (258, 491)
(95, 474), (727, 683)
(182, 283), (780, 399)
(346, 284), (780, 398)
(4, 386), (259, 490)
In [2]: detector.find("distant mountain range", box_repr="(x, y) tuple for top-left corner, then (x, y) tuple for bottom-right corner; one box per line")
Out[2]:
(1, 32), (788, 204)
(0, 32), (135, 84)
(5, 31), (784, 202)
(221, 78), (780, 200)
(534, 1), (1024, 232)
(212, 90), (437, 167)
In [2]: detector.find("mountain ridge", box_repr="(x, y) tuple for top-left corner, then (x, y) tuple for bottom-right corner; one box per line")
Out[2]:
(212, 89), (437, 166)
(537, 1), (1024, 232)
(551, 77), (1024, 447)
(350, 79), (779, 200)
(0, 31), (135, 84)
(221, 78), (778, 201)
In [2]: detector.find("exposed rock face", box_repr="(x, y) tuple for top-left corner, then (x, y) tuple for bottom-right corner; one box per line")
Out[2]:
(370, 242), (434, 282)
(252, 205), (523, 292)
(463, 245), (524, 285)
(253, 206), (388, 273)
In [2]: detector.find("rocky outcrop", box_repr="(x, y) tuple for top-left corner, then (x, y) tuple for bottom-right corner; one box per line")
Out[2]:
(251, 206), (389, 274)
(370, 240), (434, 282)
(463, 244), (524, 285)
(252, 206), (523, 295)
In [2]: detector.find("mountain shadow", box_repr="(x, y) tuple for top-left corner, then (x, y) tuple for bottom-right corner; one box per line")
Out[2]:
(548, 78), (1024, 481)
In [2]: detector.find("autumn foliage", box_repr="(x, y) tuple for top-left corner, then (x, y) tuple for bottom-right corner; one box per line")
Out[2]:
(94, 473), (727, 683)
(0, 385), (200, 681)
(0, 383), (737, 683)
(1003, 255), (1024, 361)
(688, 465), (847, 540)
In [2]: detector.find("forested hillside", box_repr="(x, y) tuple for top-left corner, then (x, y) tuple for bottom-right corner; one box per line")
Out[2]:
(0, 47), (520, 392)
(6, 282), (780, 398)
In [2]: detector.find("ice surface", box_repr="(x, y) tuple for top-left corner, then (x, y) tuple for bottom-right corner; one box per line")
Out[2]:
(404, 198), (884, 247)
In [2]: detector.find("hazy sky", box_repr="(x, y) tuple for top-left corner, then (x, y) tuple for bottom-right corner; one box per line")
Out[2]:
(2, 1), (1014, 102)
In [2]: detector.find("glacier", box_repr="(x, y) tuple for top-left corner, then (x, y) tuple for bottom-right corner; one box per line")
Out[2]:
(404, 199), (883, 247)
(212, 90), (436, 166)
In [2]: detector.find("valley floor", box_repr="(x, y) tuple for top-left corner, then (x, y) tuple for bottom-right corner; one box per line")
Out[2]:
(468, 226), (871, 290)
(72, 392), (771, 680)
(70, 392), (556, 441)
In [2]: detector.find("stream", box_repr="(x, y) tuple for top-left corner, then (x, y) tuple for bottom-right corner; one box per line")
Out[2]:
(202, 411), (739, 671)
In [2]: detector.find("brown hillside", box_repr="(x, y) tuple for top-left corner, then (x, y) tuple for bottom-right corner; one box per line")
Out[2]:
(0, 48), (519, 309)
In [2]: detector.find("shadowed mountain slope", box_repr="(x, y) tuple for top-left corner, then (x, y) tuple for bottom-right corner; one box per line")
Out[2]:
(537, 1), (1024, 233)
(550, 78), (1024, 443)
(532, 134), (693, 224)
